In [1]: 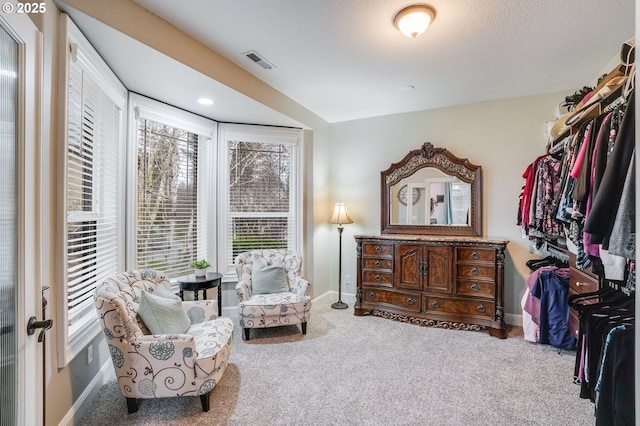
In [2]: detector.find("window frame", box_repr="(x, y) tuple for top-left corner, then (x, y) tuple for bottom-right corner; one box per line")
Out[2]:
(57, 16), (128, 367)
(126, 94), (217, 277)
(217, 123), (303, 280)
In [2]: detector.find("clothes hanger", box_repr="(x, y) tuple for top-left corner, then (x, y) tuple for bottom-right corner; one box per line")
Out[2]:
(571, 292), (632, 317)
(567, 286), (617, 305)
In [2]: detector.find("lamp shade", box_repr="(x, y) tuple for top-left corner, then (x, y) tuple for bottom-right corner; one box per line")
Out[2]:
(328, 202), (354, 225)
(394, 5), (436, 38)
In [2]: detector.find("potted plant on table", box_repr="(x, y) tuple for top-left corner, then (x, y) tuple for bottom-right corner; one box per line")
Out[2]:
(190, 259), (211, 277)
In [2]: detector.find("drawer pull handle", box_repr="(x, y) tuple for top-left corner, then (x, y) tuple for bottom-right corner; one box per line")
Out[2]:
(477, 304), (486, 313)
(576, 281), (586, 287)
(470, 283), (479, 291)
(431, 300), (440, 309)
(375, 260), (381, 267)
(471, 251), (479, 260)
(471, 267), (479, 275)
(375, 246), (382, 253)
(407, 297), (414, 305)
(375, 274), (382, 282)
(369, 291), (376, 298)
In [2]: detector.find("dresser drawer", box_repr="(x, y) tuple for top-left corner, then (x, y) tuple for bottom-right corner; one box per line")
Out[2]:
(362, 271), (393, 287)
(570, 267), (599, 294)
(455, 279), (495, 297)
(457, 247), (495, 263)
(569, 309), (580, 339)
(425, 296), (494, 318)
(456, 264), (495, 280)
(363, 257), (393, 271)
(364, 288), (421, 312)
(363, 242), (394, 257)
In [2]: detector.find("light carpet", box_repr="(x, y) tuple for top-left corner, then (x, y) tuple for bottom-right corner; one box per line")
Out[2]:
(79, 298), (595, 425)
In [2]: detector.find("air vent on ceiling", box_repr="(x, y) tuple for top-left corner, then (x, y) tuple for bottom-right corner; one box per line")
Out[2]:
(242, 50), (275, 70)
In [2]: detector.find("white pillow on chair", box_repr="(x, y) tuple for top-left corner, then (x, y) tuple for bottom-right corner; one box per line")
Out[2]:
(138, 290), (190, 334)
(251, 258), (289, 294)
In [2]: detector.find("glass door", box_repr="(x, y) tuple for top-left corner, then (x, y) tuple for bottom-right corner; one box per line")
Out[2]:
(0, 13), (42, 426)
(0, 19), (19, 426)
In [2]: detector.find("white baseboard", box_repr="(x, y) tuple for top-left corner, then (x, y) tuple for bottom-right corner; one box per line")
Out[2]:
(504, 313), (523, 327)
(313, 290), (355, 305)
(58, 360), (113, 426)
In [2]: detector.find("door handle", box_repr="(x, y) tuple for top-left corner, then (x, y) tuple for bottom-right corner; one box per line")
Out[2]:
(27, 316), (53, 342)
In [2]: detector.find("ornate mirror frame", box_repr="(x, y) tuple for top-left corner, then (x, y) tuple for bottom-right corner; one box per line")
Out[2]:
(381, 142), (482, 236)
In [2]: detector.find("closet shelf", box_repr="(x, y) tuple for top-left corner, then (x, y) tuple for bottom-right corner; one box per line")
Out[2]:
(549, 82), (625, 150)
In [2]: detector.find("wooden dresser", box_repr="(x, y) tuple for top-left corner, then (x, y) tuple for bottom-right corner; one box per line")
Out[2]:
(354, 234), (509, 338)
(567, 252), (600, 339)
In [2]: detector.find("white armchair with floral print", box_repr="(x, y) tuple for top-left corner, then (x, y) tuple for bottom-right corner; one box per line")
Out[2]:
(235, 250), (312, 341)
(93, 270), (233, 414)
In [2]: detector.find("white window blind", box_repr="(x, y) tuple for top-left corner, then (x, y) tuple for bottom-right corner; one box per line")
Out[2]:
(136, 119), (202, 278)
(130, 94), (215, 278)
(223, 131), (299, 271)
(65, 53), (122, 330)
(59, 16), (127, 367)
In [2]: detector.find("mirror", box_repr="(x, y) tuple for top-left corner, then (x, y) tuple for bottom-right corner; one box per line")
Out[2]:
(381, 142), (482, 236)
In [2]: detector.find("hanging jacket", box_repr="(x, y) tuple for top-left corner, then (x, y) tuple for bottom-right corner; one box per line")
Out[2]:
(530, 269), (577, 350)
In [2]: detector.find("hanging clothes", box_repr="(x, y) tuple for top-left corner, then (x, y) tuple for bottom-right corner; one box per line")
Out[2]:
(608, 151), (635, 259)
(522, 39), (636, 426)
(529, 268), (575, 349)
(568, 290), (635, 425)
(522, 257), (571, 346)
(584, 92), (635, 248)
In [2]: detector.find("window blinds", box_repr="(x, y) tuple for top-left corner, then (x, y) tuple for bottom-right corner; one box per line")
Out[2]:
(137, 119), (200, 278)
(66, 57), (121, 328)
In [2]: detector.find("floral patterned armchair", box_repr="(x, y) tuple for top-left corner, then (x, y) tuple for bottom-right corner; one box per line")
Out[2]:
(235, 250), (312, 340)
(94, 270), (233, 413)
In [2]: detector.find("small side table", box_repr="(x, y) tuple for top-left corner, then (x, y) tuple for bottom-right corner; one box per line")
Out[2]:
(176, 272), (223, 317)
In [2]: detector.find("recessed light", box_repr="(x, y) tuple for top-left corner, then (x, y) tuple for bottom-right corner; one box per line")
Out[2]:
(197, 98), (214, 105)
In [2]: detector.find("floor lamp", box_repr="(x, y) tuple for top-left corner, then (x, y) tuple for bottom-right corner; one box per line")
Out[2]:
(328, 202), (353, 309)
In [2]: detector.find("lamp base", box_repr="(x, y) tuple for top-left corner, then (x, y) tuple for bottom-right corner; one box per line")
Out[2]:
(331, 301), (349, 310)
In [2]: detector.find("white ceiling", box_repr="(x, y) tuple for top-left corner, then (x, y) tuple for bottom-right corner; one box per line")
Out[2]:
(58, 0), (634, 126)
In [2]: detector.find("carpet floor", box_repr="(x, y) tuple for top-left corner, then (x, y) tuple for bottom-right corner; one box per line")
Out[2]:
(79, 298), (595, 425)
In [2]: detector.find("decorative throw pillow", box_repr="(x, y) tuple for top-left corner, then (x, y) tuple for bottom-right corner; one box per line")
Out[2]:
(153, 283), (180, 301)
(251, 258), (289, 295)
(138, 290), (190, 335)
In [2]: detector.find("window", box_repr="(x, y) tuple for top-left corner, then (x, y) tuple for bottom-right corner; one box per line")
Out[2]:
(130, 95), (215, 278)
(219, 124), (301, 277)
(59, 17), (127, 366)
(57, 23), (304, 368)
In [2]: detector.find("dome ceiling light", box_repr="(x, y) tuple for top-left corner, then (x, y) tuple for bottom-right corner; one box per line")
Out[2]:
(394, 4), (436, 38)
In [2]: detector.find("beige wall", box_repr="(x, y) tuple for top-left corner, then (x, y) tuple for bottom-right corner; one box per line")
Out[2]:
(328, 92), (572, 320)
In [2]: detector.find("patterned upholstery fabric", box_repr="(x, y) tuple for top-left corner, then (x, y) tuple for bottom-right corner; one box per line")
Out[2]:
(94, 270), (233, 411)
(235, 250), (312, 339)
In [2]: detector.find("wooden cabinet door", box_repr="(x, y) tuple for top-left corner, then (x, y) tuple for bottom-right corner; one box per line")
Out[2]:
(396, 244), (422, 290)
(424, 246), (453, 293)
(396, 244), (452, 292)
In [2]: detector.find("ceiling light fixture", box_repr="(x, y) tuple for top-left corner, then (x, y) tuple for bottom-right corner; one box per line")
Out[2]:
(197, 97), (214, 105)
(394, 4), (436, 38)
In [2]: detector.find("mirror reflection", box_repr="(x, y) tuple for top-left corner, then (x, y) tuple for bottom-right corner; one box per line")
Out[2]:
(390, 168), (471, 226)
(381, 142), (481, 236)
